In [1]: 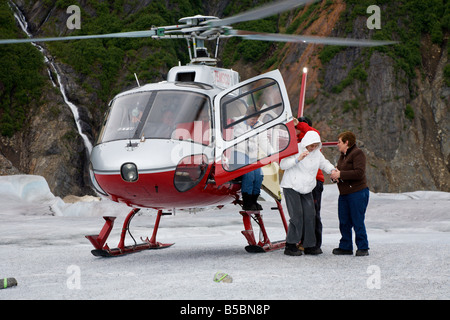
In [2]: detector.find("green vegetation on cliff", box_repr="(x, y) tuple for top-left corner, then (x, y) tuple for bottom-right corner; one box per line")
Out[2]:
(47, 0), (202, 103)
(321, 0), (449, 81)
(0, 1), (45, 137)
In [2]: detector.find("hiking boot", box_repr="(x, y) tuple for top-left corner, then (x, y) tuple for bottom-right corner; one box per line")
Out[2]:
(355, 249), (369, 256)
(242, 193), (257, 211)
(252, 194), (263, 210)
(304, 247), (323, 255)
(332, 248), (353, 255)
(284, 243), (303, 256)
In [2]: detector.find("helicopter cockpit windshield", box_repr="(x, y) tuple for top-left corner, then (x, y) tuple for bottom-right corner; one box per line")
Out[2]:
(98, 90), (212, 145)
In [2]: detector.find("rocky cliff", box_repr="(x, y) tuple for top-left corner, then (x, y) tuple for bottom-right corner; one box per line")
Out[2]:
(0, 0), (93, 197)
(0, 78), (92, 197)
(1, 0), (448, 196)
(272, 0), (449, 192)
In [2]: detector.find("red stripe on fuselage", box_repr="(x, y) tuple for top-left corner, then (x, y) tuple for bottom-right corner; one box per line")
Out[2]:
(94, 169), (240, 209)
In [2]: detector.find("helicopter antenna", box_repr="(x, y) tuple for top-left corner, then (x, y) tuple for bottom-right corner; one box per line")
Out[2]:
(186, 39), (193, 61)
(215, 37), (220, 59)
(134, 73), (140, 87)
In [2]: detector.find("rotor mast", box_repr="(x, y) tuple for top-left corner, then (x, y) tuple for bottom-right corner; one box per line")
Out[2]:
(173, 15), (222, 66)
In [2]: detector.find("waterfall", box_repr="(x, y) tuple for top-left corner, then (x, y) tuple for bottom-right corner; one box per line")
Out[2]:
(8, 1), (93, 155)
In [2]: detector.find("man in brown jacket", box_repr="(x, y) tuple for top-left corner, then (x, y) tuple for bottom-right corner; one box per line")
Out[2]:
(330, 131), (370, 256)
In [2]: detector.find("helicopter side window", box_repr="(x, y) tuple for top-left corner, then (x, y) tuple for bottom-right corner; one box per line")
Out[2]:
(223, 123), (290, 172)
(218, 78), (286, 173)
(220, 78), (283, 141)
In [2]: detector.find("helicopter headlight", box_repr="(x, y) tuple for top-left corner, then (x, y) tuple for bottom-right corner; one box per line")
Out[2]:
(121, 163), (138, 182)
(174, 154), (208, 192)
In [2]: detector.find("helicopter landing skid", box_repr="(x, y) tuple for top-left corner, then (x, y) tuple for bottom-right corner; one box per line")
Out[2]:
(239, 199), (288, 253)
(90, 242), (174, 257)
(86, 208), (173, 257)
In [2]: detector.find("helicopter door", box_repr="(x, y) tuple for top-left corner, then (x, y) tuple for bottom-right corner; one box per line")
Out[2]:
(213, 70), (298, 186)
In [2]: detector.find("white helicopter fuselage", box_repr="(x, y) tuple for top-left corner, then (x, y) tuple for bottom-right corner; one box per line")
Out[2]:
(89, 65), (298, 209)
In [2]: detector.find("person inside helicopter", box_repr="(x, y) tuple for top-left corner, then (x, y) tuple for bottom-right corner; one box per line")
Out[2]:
(230, 108), (275, 211)
(139, 91), (211, 142)
(173, 103), (211, 145)
(151, 108), (177, 138)
(131, 107), (144, 124)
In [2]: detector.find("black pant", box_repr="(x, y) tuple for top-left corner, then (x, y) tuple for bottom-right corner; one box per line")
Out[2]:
(311, 180), (324, 248)
(283, 188), (316, 248)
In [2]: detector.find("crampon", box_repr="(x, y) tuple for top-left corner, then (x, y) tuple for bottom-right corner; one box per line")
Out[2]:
(239, 198), (288, 253)
(85, 208), (173, 257)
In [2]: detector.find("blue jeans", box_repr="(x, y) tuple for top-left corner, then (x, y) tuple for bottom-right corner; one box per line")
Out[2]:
(338, 187), (369, 250)
(242, 167), (263, 195)
(232, 152), (263, 195)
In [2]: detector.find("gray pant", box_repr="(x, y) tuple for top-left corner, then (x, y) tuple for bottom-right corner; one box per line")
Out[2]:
(283, 188), (316, 248)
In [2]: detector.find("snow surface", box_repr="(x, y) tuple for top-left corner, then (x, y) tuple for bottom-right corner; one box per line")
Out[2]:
(0, 175), (449, 300)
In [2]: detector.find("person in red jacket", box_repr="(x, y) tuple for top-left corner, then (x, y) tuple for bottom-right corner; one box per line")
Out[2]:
(294, 116), (324, 254)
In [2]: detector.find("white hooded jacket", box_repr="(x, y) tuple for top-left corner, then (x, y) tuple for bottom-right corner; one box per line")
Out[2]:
(280, 130), (335, 194)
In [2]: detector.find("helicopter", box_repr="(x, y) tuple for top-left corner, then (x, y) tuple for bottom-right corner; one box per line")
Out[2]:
(1, 0), (397, 257)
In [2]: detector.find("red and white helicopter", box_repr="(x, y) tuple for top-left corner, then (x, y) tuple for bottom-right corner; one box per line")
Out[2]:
(1, 0), (396, 257)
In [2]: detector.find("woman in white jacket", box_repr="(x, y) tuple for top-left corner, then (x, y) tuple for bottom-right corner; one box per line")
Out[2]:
(280, 130), (336, 256)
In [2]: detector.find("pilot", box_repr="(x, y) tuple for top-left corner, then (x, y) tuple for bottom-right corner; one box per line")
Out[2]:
(131, 108), (143, 123)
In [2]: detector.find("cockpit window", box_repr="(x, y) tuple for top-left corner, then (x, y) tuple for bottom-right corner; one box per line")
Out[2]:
(98, 92), (150, 144)
(98, 90), (212, 145)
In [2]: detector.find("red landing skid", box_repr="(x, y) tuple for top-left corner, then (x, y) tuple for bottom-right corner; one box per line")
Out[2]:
(85, 208), (174, 257)
(240, 198), (288, 253)
(86, 199), (288, 257)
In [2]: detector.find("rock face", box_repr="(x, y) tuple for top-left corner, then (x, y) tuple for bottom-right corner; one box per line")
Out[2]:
(0, 80), (92, 197)
(0, 1), (96, 197)
(274, 2), (449, 193)
(311, 50), (449, 193)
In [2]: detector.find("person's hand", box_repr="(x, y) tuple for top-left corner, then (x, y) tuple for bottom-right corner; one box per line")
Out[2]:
(298, 151), (309, 161)
(330, 169), (340, 180)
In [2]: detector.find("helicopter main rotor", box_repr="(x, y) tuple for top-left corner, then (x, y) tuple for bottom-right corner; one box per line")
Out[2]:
(1, 0), (397, 65)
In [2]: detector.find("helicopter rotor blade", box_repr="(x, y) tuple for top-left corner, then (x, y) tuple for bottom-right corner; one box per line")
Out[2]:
(230, 30), (398, 47)
(208, 0), (319, 28)
(0, 30), (157, 45)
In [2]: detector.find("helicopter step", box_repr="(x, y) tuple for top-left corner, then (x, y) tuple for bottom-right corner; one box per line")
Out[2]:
(86, 208), (174, 257)
(239, 201), (288, 253)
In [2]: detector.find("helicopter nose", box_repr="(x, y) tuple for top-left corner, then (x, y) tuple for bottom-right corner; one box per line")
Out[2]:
(90, 138), (214, 208)
(95, 169), (175, 206)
